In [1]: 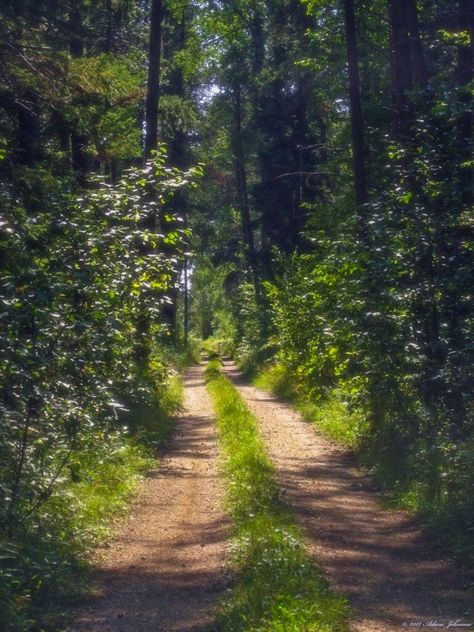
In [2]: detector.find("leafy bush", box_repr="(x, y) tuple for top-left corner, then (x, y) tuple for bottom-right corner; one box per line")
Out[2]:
(257, 209), (474, 562)
(0, 149), (196, 629)
(0, 431), (154, 632)
(255, 364), (368, 449)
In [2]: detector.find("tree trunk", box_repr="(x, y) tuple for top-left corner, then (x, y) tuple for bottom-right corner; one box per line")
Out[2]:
(232, 84), (259, 292)
(144, 0), (163, 159)
(250, 6), (265, 75)
(343, 0), (368, 223)
(105, 0), (113, 52)
(69, 3), (89, 185)
(161, 4), (188, 341)
(184, 255), (189, 348)
(388, 0), (413, 139)
(16, 89), (41, 166)
(406, 0), (429, 89)
(134, 0), (164, 367)
(457, 0), (474, 208)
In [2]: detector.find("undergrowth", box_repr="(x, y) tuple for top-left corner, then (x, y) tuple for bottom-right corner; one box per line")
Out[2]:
(205, 361), (348, 631)
(0, 368), (184, 632)
(254, 364), (367, 449)
(201, 337), (235, 359)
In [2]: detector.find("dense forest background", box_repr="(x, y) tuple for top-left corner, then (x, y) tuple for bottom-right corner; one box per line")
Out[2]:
(0, 0), (473, 629)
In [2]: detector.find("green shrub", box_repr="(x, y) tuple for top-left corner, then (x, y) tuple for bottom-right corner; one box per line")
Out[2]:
(255, 364), (367, 449)
(255, 363), (474, 565)
(0, 371), (183, 632)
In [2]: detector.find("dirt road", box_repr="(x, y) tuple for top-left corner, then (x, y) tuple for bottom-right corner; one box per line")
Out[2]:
(70, 364), (229, 632)
(222, 361), (473, 632)
(70, 361), (472, 632)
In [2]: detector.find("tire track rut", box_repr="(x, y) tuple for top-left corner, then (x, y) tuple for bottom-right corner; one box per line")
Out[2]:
(222, 361), (473, 632)
(70, 364), (229, 632)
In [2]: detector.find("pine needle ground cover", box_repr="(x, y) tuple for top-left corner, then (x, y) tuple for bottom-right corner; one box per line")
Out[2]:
(205, 360), (348, 632)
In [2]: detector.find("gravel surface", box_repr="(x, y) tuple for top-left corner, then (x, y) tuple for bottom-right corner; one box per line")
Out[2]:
(69, 364), (230, 632)
(222, 361), (473, 632)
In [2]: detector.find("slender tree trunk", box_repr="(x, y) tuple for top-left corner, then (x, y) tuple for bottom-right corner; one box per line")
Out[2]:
(69, 3), (89, 185)
(105, 0), (113, 52)
(16, 90), (41, 165)
(250, 5), (267, 256)
(406, 0), (429, 89)
(144, 0), (163, 159)
(250, 6), (265, 75)
(388, 0), (413, 139)
(135, 0), (164, 367)
(162, 5), (188, 341)
(184, 255), (189, 348)
(12, 23), (41, 166)
(232, 84), (259, 292)
(343, 0), (368, 225)
(457, 0), (474, 208)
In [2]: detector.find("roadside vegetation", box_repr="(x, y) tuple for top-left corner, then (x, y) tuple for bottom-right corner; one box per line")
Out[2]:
(252, 352), (474, 565)
(254, 365), (367, 449)
(185, 0), (474, 569)
(1, 359), (184, 632)
(205, 359), (348, 632)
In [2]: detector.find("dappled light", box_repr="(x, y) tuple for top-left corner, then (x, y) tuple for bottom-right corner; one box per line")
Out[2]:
(1, 0), (473, 630)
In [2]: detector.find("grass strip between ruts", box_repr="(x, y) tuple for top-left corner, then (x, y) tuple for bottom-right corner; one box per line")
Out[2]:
(205, 360), (349, 632)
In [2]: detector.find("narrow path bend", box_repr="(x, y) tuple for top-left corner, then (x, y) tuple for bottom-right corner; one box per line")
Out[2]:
(70, 364), (229, 632)
(222, 361), (473, 632)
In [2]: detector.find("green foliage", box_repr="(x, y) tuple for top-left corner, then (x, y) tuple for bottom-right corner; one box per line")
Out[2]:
(0, 149), (195, 628)
(0, 1), (198, 627)
(301, 398), (366, 449)
(185, 0), (474, 568)
(201, 337), (234, 358)
(0, 2), (148, 171)
(254, 364), (301, 402)
(121, 358), (184, 448)
(67, 53), (145, 162)
(206, 365), (348, 632)
(233, 283), (271, 375)
(394, 437), (474, 559)
(189, 259), (239, 344)
(263, 244), (361, 401)
(159, 95), (198, 141)
(0, 401), (180, 632)
(2, 0), (474, 624)
(261, 225), (474, 559)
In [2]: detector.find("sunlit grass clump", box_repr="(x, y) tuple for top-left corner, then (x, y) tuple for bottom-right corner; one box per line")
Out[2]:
(255, 364), (367, 449)
(207, 365), (348, 631)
